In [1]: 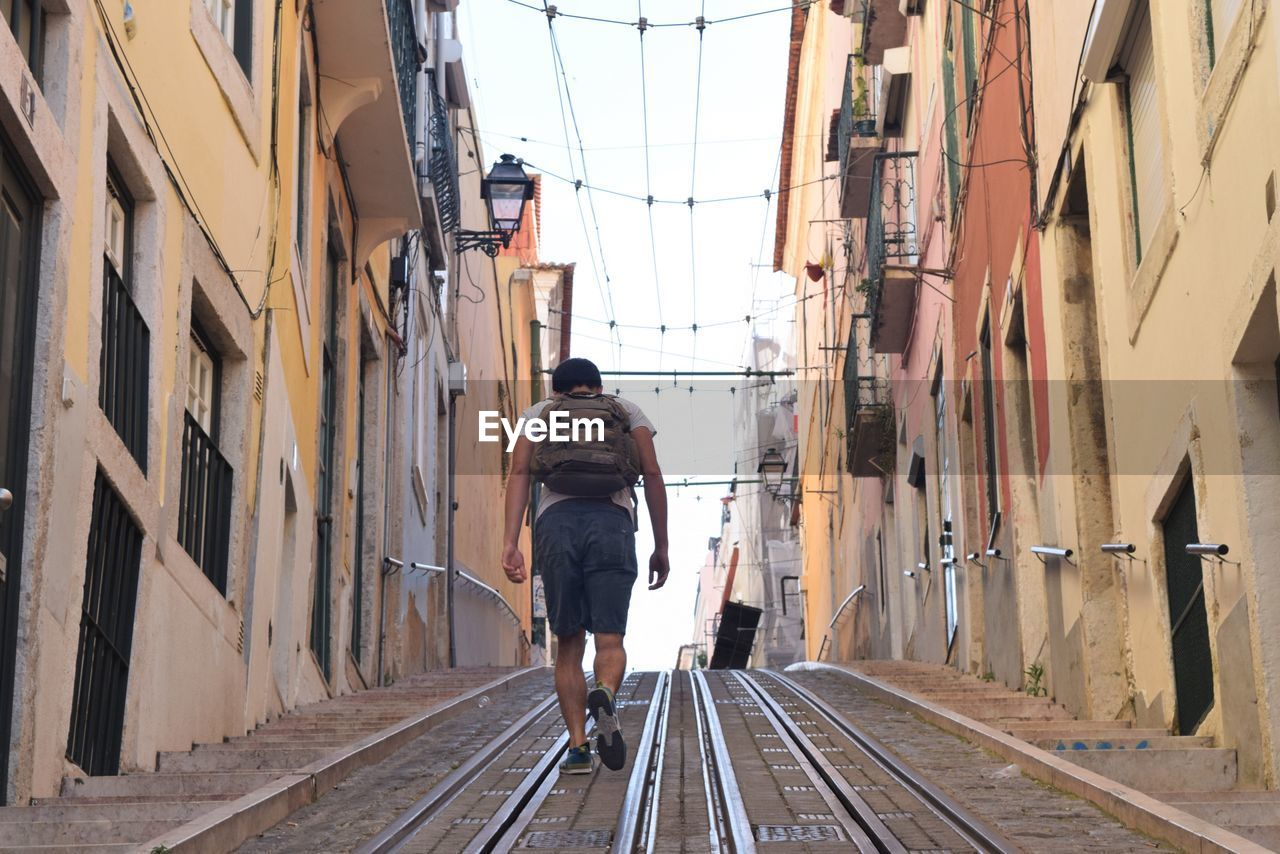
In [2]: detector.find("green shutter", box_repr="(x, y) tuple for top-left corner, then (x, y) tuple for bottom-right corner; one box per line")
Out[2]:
(943, 43), (961, 215)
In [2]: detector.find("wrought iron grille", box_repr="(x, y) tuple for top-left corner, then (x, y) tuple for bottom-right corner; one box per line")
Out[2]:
(842, 328), (891, 474)
(386, 0), (419, 157)
(426, 78), (460, 234)
(863, 152), (918, 322)
(178, 412), (233, 595)
(99, 260), (149, 470)
(67, 471), (143, 776)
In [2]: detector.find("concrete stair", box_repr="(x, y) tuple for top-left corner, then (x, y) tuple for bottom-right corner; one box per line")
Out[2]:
(0, 667), (514, 852)
(852, 660), (1279, 844)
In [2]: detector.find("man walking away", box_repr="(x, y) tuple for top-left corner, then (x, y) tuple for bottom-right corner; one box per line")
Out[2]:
(501, 357), (670, 775)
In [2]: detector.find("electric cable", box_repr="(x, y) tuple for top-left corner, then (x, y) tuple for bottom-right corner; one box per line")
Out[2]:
(510, 0), (811, 28)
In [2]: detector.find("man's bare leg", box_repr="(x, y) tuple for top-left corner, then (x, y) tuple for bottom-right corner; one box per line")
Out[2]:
(592, 633), (626, 694)
(555, 630), (589, 746)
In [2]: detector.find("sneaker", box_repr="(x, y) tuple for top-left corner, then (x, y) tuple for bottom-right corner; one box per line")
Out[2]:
(559, 742), (593, 775)
(588, 683), (627, 771)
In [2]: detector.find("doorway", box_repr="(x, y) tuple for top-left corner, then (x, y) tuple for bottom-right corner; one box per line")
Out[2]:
(0, 138), (40, 801)
(1161, 478), (1215, 735)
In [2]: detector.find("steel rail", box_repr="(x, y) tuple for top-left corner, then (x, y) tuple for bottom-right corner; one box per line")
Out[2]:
(353, 693), (560, 853)
(640, 671), (674, 854)
(475, 673), (652, 853)
(690, 670), (758, 854)
(731, 672), (887, 853)
(611, 670), (672, 853)
(762, 669), (1016, 854)
(358, 672), (596, 854)
(688, 670), (727, 854)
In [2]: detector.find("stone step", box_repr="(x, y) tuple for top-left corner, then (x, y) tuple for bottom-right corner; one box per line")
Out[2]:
(0, 845), (135, 853)
(0, 817), (183, 846)
(1001, 720), (1141, 733)
(0, 802), (208, 823)
(214, 737), (353, 748)
(1059, 748), (1238, 793)
(1147, 791), (1280, 802)
(1226, 825), (1280, 849)
(32, 794), (234, 807)
(1035, 735), (1215, 751)
(158, 746), (332, 772)
(958, 705), (1074, 722)
(59, 771), (279, 799)
(1168, 797), (1280, 826)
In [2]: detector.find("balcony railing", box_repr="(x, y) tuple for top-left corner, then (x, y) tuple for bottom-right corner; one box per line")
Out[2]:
(863, 152), (918, 334)
(99, 261), (149, 470)
(838, 55), (882, 218)
(425, 77), (461, 235)
(843, 364), (893, 476)
(178, 412), (233, 595)
(386, 0), (419, 157)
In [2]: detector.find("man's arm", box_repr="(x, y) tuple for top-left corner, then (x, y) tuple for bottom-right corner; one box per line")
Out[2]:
(501, 435), (534, 583)
(631, 427), (670, 590)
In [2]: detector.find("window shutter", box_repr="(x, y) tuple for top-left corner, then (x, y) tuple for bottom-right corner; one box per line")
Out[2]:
(1122, 3), (1163, 261)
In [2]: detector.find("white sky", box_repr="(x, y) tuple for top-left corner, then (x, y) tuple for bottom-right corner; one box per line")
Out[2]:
(458, 0), (795, 669)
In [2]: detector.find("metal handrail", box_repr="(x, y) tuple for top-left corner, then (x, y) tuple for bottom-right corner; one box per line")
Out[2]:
(407, 562), (530, 648)
(828, 584), (866, 629)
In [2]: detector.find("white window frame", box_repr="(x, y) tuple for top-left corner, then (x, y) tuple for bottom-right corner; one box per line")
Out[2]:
(204, 0), (235, 45)
(104, 193), (126, 276)
(187, 333), (216, 434)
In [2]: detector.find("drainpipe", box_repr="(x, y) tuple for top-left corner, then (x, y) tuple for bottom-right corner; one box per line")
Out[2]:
(446, 359), (465, 668)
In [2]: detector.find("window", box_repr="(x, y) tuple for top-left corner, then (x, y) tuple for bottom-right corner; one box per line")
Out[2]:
(295, 62), (312, 266)
(203, 0), (252, 78)
(1, 0), (44, 81)
(1120, 1), (1163, 263)
(1205, 0), (1244, 68)
(942, 11), (962, 214)
(100, 164), (148, 470)
(979, 315), (999, 523)
(187, 328), (217, 435)
(104, 173), (128, 279)
(933, 367), (958, 647)
(205, 0), (234, 42)
(179, 322), (232, 593)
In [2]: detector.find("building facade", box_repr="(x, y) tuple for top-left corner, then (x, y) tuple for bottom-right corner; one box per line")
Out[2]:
(779, 0), (1280, 796)
(0, 0), (538, 804)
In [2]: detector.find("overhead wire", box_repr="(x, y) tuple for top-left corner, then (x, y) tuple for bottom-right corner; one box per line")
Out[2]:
(688, 0), (707, 374)
(540, 2), (624, 366)
(637, 1), (666, 346)
(524, 160), (838, 206)
(509, 0), (811, 28)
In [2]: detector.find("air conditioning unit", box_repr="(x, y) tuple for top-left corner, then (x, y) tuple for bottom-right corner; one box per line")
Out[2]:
(447, 360), (467, 396)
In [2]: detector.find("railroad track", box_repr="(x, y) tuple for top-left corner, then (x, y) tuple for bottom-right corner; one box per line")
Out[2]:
(357, 669), (1016, 853)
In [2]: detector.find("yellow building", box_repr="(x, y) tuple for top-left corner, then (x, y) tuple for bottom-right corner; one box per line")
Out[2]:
(0, 0), (526, 804)
(1032, 0), (1280, 787)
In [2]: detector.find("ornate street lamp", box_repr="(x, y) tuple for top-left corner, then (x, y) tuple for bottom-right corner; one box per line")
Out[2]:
(757, 448), (788, 497)
(455, 154), (535, 257)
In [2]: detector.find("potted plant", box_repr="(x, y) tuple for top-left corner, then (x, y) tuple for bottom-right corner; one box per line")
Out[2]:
(852, 54), (877, 136)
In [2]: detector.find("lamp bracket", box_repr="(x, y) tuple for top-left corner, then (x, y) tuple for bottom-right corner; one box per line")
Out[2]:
(454, 229), (512, 257)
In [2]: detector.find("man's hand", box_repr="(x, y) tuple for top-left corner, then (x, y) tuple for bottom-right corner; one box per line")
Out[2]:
(648, 549), (670, 590)
(502, 543), (527, 583)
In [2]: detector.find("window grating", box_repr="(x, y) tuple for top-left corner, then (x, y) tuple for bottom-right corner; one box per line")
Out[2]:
(67, 472), (143, 776)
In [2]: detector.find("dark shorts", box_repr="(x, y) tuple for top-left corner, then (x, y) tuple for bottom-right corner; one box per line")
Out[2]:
(534, 499), (638, 638)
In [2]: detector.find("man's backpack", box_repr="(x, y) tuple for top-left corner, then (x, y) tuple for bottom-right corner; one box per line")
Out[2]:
(530, 394), (642, 497)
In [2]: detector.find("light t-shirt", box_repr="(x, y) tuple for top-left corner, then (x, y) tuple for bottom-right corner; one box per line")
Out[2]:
(520, 395), (656, 523)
